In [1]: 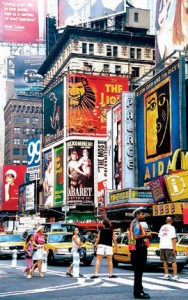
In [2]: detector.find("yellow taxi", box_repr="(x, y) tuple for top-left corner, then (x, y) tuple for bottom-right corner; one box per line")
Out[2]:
(0, 233), (25, 257)
(113, 232), (187, 272)
(44, 232), (95, 266)
(177, 234), (188, 261)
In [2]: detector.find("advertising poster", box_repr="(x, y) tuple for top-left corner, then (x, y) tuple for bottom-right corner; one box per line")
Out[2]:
(14, 55), (45, 92)
(164, 171), (188, 202)
(27, 138), (41, 181)
(67, 140), (94, 204)
(54, 145), (63, 207)
(136, 59), (183, 186)
(112, 103), (121, 190)
(18, 182), (35, 213)
(0, 0), (46, 43)
(43, 82), (64, 146)
(1, 165), (26, 211)
(58, 0), (125, 27)
(66, 74), (128, 137)
(97, 141), (107, 208)
(42, 149), (53, 208)
(155, 0), (188, 63)
(106, 109), (113, 188)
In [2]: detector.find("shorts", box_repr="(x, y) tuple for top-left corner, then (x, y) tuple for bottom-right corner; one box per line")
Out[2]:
(96, 244), (113, 256)
(160, 249), (176, 263)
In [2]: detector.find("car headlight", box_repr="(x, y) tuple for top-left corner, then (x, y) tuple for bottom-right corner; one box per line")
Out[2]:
(177, 251), (186, 256)
(0, 247), (9, 250)
(147, 251), (156, 256)
(54, 248), (68, 253)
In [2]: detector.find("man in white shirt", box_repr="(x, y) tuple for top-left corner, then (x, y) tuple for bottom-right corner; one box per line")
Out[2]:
(158, 216), (179, 281)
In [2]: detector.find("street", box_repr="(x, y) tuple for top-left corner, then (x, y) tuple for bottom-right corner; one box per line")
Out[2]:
(0, 258), (188, 300)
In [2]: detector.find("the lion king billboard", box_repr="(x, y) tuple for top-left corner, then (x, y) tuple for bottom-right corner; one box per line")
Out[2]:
(66, 74), (128, 137)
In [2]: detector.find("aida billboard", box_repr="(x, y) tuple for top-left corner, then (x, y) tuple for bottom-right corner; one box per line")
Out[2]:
(0, 0), (46, 43)
(43, 82), (64, 146)
(0, 165), (26, 211)
(66, 74), (128, 137)
(58, 0), (125, 27)
(155, 0), (188, 63)
(136, 59), (185, 186)
(67, 140), (94, 205)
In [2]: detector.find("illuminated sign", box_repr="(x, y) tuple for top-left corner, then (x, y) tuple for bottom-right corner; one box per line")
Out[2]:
(153, 202), (188, 216)
(109, 188), (153, 204)
(164, 171), (188, 202)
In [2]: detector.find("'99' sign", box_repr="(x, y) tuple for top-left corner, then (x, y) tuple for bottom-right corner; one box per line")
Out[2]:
(27, 138), (41, 167)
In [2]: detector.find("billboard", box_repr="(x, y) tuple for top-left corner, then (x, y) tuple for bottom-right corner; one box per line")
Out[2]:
(58, 0), (125, 27)
(136, 59), (184, 186)
(14, 55), (45, 92)
(43, 82), (64, 146)
(97, 141), (107, 207)
(67, 140), (94, 204)
(27, 138), (41, 181)
(42, 149), (54, 208)
(153, 202), (188, 217)
(0, 165), (26, 211)
(66, 74), (128, 137)
(54, 145), (64, 207)
(164, 171), (188, 202)
(0, 0), (46, 43)
(18, 182), (35, 213)
(106, 108), (113, 189)
(155, 0), (188, 63)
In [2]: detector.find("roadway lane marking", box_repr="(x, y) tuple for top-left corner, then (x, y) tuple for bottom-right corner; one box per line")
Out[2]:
(143, 276), (188, 289)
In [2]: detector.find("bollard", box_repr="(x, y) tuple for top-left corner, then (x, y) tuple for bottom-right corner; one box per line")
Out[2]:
(41, 250), (47, 273)
(12, 249), (17, 268)
(72, 252), (80, 278)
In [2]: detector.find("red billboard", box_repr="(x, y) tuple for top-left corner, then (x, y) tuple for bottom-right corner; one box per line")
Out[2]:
(1, 165), (27, 211)
(66, 74), (128, 137)
(0, 0), (46, 43)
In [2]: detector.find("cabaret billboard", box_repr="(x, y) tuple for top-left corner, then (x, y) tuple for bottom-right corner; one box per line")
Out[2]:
(66, 74), (128, 137)
(43, 81), (64, 146)
(136, 58), (186, 186)
(58, 0), (125, 28)
(0, 0), (46, 43)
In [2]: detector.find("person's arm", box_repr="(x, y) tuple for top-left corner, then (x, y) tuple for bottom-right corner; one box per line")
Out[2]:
(172, 238), (176, 254)
(132, 223), (151, 240)
(95, 231), (100, 249)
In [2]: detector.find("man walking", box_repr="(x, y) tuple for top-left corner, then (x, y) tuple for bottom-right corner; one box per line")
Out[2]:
(158, 216), (179, 281)
(130, 207), (151, 299)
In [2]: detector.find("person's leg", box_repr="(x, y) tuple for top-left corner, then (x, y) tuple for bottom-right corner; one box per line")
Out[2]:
(106, 255), (113, 276)
(67, 263), (73, 275)
(37, 259), (43, 276)
(163, 261), (169, 274)
(172, 262), (177, 276)
(94, 254), (103, 275)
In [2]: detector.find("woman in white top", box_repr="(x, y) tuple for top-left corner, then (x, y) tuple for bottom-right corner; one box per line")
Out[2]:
(66, 227), (82, 277)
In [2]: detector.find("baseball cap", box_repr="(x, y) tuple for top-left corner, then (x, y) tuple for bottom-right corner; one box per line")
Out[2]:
(133, 206), (145, 217)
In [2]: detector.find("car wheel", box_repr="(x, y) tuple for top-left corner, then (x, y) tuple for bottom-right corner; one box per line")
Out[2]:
(47, 251), (55, 266)
(177, 264), (185, 272)
(113, 258), (119, 267)
(83, 259), (92, 266)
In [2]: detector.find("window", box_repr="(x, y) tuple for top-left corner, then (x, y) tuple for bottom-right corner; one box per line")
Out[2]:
(13, 160), (20, 164)
(22, 160), (27, 164)
(132, 67), (140, 78)
(153, 50), (155, 61)
(89, 43), (94, 54)
(115, 65), (121, 75)
(82, 43), (87, 54)
(14, 138), (20, 145)
(137, 48), (141, 59)
(32, 117), (38, 125)
(113, 46), (118, 57)
(23, 138), (29, 145)
(106, 45), (112, 56)
(23, 117), (30, 124)
(23, 128), (30, 134)
(14, 116), (21, 123)
(14, 127), (21, 134)
(13, 148), (20, 155)
(22, 149), (27, 155)
(103, 64), (110, 73)
(130, 48), (135, 59)
(134, 12), (139, 22)
(83, 62), (92, 71)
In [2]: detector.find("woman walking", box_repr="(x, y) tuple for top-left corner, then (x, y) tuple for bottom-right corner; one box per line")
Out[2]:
(66, 227), (83, 277)
(24, 234), (37, 279)
(32, 225), (47, 278)
(90, 218), (117, 279)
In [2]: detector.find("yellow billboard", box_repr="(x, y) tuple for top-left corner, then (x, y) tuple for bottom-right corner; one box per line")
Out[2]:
(153, 202), (188, 217)
(164, 171), (188, 202)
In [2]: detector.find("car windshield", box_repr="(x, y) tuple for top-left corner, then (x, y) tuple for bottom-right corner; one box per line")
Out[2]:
(48, 234), (72, 243)
(150, 234), (160, 244)
(179, 235), (188, 245)
(0, 235), (24, 242)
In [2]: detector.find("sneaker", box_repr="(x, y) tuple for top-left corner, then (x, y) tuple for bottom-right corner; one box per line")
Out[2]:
(172, 275), (180, 281)
(163, 274), (172, 280)
(66, 272), (73, 277)
(26, 275), (32, 279)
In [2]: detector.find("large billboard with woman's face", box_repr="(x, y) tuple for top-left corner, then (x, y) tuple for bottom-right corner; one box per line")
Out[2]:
(136, 59), (185, 186)
(66, 74), (128, 137)
(67, 140), (94, 204)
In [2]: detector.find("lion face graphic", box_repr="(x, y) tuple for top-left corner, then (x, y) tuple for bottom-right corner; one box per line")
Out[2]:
(68, 76), (95, 109)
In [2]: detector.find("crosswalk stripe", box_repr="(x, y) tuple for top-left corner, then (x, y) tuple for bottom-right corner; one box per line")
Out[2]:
(143, 276), (188, 289)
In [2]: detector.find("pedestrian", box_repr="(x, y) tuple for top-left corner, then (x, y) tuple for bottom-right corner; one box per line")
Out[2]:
(130, 207), (151, 299)
(31, 225), (48, 278)
(90, 218), (117, 279)
(66, 227), (83, 277)
(23, 234), (38, 279)
(158, 216), (179, 281)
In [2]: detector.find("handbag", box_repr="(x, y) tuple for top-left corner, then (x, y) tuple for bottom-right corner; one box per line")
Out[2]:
(77, 247), (86, 258)
(128, 223), (136, 252)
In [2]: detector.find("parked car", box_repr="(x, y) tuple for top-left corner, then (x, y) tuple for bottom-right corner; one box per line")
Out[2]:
(44, 232), (95, 266)
(23, 69), (43, 83)
(0, 234), (25, 257)
(177, 234), (188, 262)
(113, 232), (187, 272)
(42, 223), (77, 233)
(22, 229), (35, 240)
